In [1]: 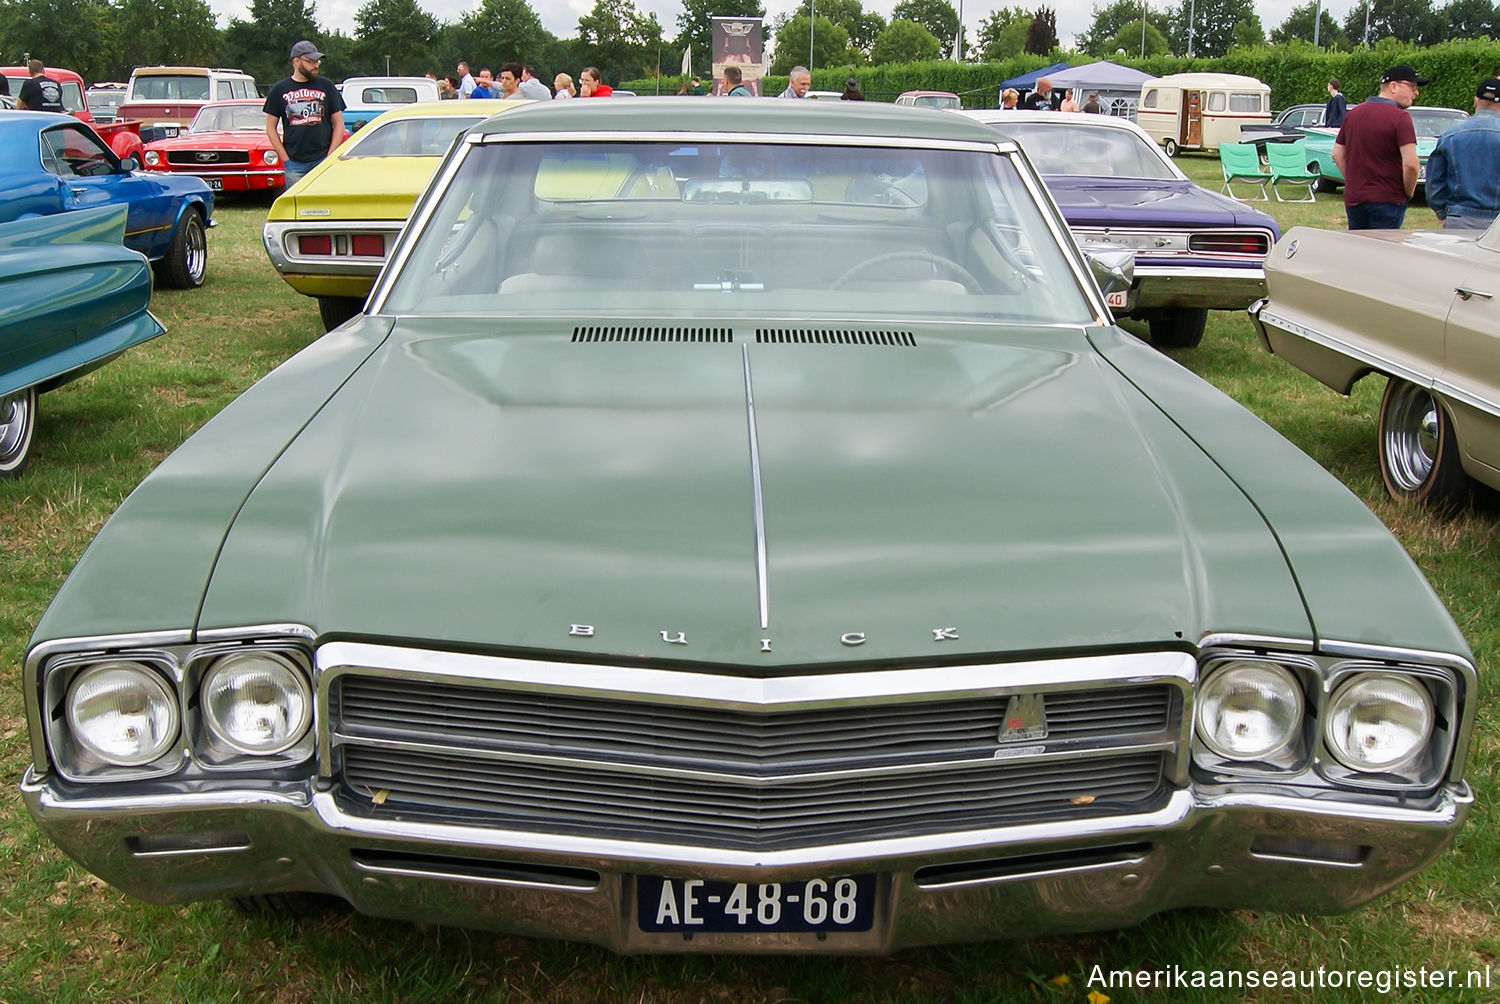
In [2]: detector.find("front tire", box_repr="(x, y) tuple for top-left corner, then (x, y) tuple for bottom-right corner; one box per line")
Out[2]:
(1147, 308), (1208, 349)
(0, 385), (37, 478)
(158, 209), (207, 289)
(1163, 138), (1179, 158)
(317, 295), (365, 332)
(1378, 378), (1469, 508)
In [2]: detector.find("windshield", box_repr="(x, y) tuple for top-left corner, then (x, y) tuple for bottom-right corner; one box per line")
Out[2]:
(191, 103), (264, 132)
(991, 121), (1178, 180)
(130, 74), (211, 102)
(1408, 107), (1466, 140)
(914, 95), (961, 109)
(381, 139), (1093, 326)
(342, 115), (485, 157)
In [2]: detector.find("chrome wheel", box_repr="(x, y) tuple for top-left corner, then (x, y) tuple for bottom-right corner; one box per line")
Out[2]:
(160, 210), (208, 288)
(1378, 378), (1468, 507)
(0, 385), (37, 477)
(183, 213), (207, 284)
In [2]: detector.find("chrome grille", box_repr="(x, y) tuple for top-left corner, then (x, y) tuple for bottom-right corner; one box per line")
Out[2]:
(331, 675), (1178, 849)
(340, 746), (1168, 849)
(167, 150), (250, 165)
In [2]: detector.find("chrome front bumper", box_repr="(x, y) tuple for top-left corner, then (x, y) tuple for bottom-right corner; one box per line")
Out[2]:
(1131, 265), (1268, 311)
(22, 771), (1470, 953)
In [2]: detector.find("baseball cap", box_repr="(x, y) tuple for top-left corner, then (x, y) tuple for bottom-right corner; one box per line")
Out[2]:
(1478, 77), (1500, 101)
(290, 40), (324, 60)
(1380, 64), (1429, 86)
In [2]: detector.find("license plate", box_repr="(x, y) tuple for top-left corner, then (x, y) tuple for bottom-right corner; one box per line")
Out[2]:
(1105, 290), (1129, 308)
(205, 177), (223, 190)
(637, 874), (877, 933)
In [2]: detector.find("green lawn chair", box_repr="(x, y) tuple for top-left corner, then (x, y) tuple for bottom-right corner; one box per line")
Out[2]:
(1219, 142), (1268, 202)
(1267, 140), (1318, 202)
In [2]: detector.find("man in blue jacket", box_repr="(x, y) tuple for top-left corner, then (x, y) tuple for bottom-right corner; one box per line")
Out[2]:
(1426, 76), (1500, 231)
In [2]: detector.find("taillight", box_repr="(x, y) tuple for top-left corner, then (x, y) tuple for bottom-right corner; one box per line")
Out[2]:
(1188, 233), (1270, 255)
(351, 234), (384, 257)
(298, 235), (332, 255)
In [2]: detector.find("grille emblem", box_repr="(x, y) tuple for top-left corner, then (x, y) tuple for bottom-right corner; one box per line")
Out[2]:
(195, 151), (220, 163)
(999, 693), (1047, 741)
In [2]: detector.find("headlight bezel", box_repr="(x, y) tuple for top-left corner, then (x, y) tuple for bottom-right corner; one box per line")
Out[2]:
(1193, 655), (1311, 772)
(1315, 663), (1455, 791)
(44, 650), (186, 781)
(194, 648), (314, 761)
(64, 660), (181, 769)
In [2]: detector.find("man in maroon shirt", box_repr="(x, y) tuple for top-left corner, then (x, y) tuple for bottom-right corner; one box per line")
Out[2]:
(1332, 65), (1425, 230)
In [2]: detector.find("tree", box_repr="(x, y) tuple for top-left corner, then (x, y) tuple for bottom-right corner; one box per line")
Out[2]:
(354, 0), (439, 77)
(673, 0), (766, 74)
(1078, 0), (1155, 55)
(770, 15), (850, 73)
(1025, 6), (1059, 54)
(1444, 0), (1496, 39)
(0, 0), (114, 82)
(869, 19), (940, 64)
(219, 0), (322, 88)
(109, 0), (221, 80)
(774, 0), (885, 55)
(577, 0), (663, 83)
(1102, 18), (1170, 56)
(1230, 14), (1265, 47)
(1167, 0), (1256, 57)
(892, 0), (961, 58)
(1271, 1), (1349, 48)
(450, 0), (553, 76)
(976, 6), (1033, 60)
(1342, 0), (1443, 46)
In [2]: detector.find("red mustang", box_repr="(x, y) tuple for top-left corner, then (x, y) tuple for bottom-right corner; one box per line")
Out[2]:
(140, 99), (283, 193)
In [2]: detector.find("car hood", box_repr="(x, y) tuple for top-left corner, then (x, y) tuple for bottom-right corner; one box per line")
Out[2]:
(1044, 178), (1278, 230)
(269, 155), (441, 221)
(196, 320), (1310, 665)
(145, 130), (269, 152)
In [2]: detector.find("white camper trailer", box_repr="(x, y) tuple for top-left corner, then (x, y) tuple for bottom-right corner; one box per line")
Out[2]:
(1137, 72), (1272, 155)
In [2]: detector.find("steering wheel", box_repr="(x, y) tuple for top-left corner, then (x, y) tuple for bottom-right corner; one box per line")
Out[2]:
(833, 251), (982, 292)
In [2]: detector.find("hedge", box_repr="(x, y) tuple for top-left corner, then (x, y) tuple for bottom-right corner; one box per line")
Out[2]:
(624, 37), (1500, 111)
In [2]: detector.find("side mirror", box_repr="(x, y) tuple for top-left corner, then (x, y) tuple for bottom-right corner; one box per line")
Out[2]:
(119, 156), (139, 173)
(1083, 246), (1134, 296)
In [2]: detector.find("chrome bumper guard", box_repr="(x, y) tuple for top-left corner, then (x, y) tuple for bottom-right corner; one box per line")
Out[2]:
(1130, 266), (1268, 311)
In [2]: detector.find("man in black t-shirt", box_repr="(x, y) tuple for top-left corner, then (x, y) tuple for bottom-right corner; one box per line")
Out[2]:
(263, 40), (345, 188)
(17, 60), (64, 112)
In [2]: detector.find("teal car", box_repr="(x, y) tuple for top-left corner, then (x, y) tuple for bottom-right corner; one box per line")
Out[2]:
(22, 100), (1475, 952)
(1, 204), (163, 477)
(1300, 106), (1468, 192)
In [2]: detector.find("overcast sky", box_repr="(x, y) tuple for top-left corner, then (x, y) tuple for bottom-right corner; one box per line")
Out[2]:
(205, 0), (1337, 56)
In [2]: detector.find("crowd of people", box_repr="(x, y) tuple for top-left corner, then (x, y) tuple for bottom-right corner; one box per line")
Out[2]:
(998, 78), (1104, 113)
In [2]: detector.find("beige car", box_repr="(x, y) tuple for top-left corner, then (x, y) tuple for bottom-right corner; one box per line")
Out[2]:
(1249, 221), (1500, 507)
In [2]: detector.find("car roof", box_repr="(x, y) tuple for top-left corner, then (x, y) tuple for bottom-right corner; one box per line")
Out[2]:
(360, 98), (522, 124)
(466, 98), (1008, 145)
(900, 90), (959, 97)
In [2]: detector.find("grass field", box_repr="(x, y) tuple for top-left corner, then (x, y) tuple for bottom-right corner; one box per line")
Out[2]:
(1, 157), (1496, 1003)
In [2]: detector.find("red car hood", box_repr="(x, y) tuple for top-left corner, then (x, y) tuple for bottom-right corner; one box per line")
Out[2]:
(143, 130), (271, 152)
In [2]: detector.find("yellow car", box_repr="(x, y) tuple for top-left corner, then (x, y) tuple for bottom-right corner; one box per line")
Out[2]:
(263, 100), (525, 330)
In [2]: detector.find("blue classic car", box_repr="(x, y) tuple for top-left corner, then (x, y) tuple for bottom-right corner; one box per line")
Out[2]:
(0, 205), (165, 476)
(0, 110), (214, 288)
(966, 110), (1280, 348)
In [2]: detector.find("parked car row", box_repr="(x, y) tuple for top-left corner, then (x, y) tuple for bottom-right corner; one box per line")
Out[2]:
(9, 99), (1476, 959)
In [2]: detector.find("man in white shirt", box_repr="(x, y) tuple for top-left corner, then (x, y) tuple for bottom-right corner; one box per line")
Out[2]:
(457, 61), (476, 98)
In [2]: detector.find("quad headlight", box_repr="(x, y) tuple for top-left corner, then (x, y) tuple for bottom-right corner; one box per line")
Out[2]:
(66, 661), (180, 766)
(1325, 673), (1433, 772)
(1196, 661), (1303, 761)
(200, 651), (312, 755)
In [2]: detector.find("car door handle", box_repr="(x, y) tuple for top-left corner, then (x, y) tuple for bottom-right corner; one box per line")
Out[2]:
(1455, 286), (1493, 300)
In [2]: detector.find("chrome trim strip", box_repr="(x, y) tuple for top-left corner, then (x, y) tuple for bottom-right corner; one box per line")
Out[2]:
(316, 642), (1196, 709)
(469, 129), (1007, 155)
(196, 623), (317, 644)
(741, 344), (769, 630)
(1133, 266), (1267, 280)
(349, 855), (600, 892)
(1198, 631), (1314, 653)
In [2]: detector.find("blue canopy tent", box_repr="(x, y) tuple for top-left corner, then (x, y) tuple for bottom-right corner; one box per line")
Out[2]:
(1046, 60), (1155, 118)
(998, 62), (1070, 106)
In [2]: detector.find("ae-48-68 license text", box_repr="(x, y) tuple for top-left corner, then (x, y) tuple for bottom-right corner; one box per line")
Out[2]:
(637, 875), (877, 933)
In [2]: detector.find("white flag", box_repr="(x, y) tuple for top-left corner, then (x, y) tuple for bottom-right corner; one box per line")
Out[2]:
(681, 45), (691, 76)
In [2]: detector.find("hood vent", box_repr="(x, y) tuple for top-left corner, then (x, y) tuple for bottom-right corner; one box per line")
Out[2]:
(757, 328), (916, 346)
(572, 326), (732, 343)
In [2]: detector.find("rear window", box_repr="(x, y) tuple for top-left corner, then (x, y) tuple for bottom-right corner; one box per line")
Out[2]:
(343, 115), (484, 157)
(360, 86), (420, 104)
(130, 74), (211, 102)
(60, 81), (85, 113)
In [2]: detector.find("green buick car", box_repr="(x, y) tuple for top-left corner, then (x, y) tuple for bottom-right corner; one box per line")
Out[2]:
(22, 100), (1475, 953)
